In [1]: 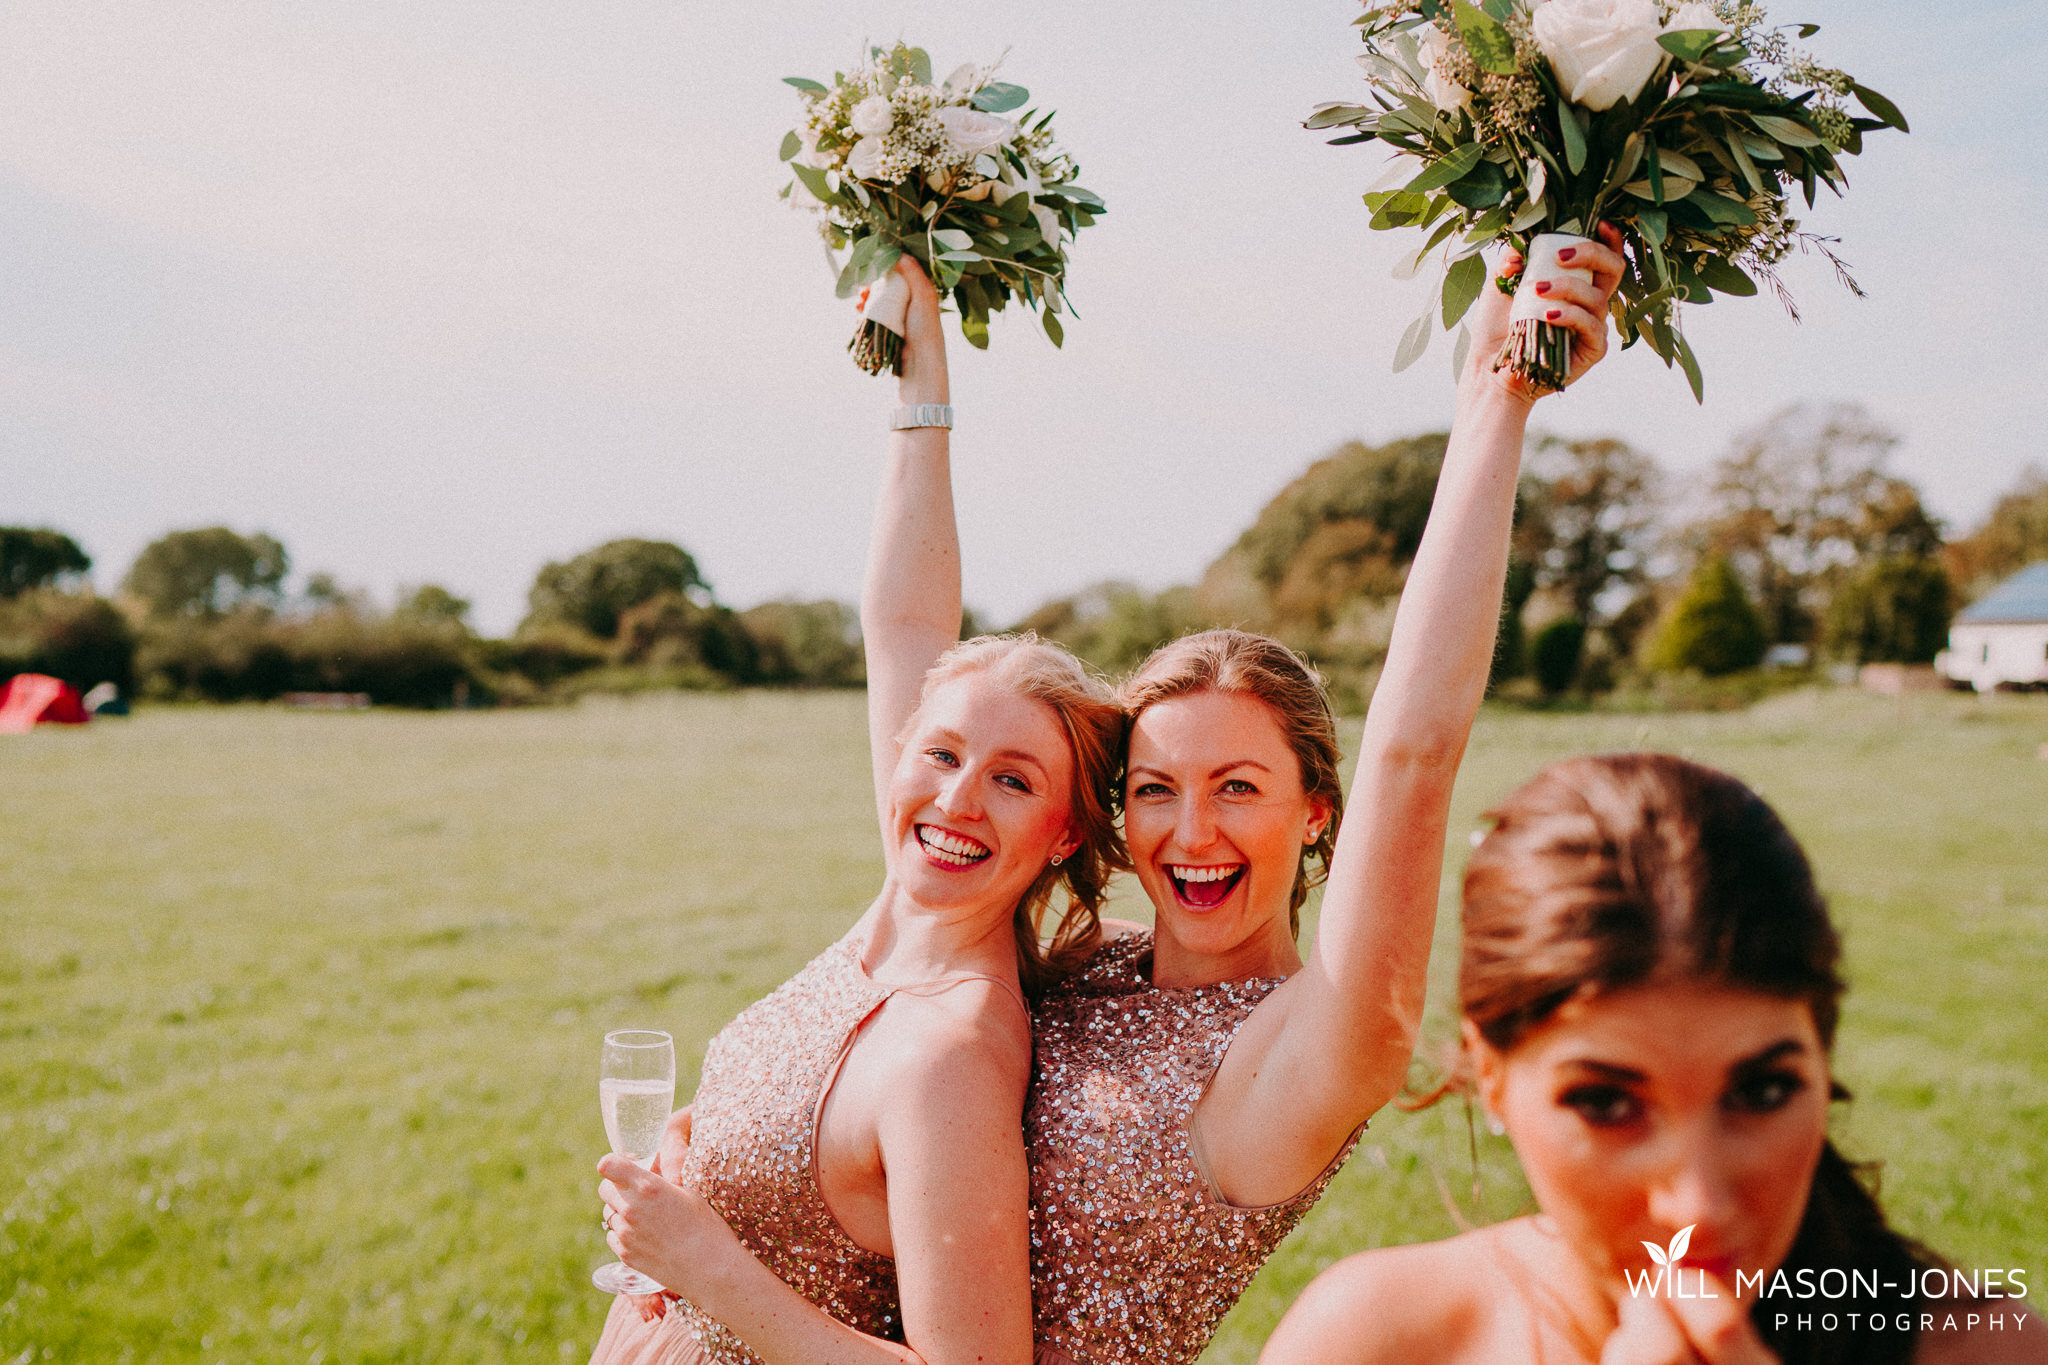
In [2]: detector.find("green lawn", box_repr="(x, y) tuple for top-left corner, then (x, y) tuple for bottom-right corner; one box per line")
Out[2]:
(2, 690), (2043, 1363)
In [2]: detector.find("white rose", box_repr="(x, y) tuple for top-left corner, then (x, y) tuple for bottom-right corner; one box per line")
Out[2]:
(846, 136), (888, 181)
(797, 124), (835, 170)
(942, 63), (981, 98)
(1531, 0), (1669, 112)
(850, 95), (895, 138)
(935, 105), (1017, 159)
(1663, 1), (1724, 32)
(1418, 25), (1473, 114)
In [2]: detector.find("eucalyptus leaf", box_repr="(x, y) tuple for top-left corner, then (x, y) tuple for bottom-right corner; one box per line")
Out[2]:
(1404, 143), (1485, 194)
(779, 130), (801, 162)
(1446, 159), (1508, 209)
(1454, 0), (1518, 75)
(1752, 114), (1824, 148)
(906, 48), (933, 86)
(1674, 332), (1704, 402)
(960, 311), (990, 350)
(1723, 133), (1764, 195)
(972, 82), (1030, 113)
(1442, 251), (1487, 329)
(930, 228), (974, 252)
(1557, 95), (1588, 175)
(1451, 323), (1472, 378)
(1393, 308), (1434, 373)
(1851, 82), (1908, 132)
(1657, 29), (1722, 63)
(783, 77), (829, 94)
(1694, 256), (1756, 296)
(1307, 103), (1377, 129)
(1042, 310), (1064, 348)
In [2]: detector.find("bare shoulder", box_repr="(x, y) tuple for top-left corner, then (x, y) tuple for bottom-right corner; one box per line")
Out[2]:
(872, 977), (1032, 1103)
(1916, 1298), (2048, 1365)
(1262, 1232), (1498, 1365)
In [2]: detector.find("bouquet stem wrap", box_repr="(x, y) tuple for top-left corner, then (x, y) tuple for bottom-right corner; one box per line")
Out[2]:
(852, 270), (911, 377)
(1498, 233), (1595, 393)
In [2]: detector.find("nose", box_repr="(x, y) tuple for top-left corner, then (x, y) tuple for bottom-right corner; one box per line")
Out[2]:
(934, 766), (984, 822)
(1172, 793), (1219, 855)
(1644, 1127), (1739, 1246)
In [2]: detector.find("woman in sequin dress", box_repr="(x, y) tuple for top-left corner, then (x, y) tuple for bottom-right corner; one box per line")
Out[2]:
(1013, 228), (1631, 1365)
(585, 256), (1126, 1365)
(1261, 755), (2047, 1365)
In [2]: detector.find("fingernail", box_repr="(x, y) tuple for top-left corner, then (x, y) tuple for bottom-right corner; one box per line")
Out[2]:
(1546, 309), (1562, 321)
(1534, 280), (1551, 295)
(1558, 247), (1577, 262)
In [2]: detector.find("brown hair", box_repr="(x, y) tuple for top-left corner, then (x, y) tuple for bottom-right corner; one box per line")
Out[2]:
(1461, 752), (1937, 1365)
(910, 633), (1128, 995)
(1119, 629), (1344, 938)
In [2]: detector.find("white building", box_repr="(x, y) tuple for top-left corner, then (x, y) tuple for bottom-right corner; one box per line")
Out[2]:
(1938, 562), (2048, 691)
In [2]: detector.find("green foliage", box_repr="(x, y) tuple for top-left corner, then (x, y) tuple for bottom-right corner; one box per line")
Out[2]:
(523, 540), (705, 640)
(123, 527), (289, 618)
(613, 592), (758, 683)
(0, 590), (136, 691)
(135, 607), (476, 707)
(1945, 466), (2048, 598)
(1824, 555), (1953, 665)
(1645, 555), (1768, 677)
(394, 584), (473, 625)
(1014, 583), (1209, 676)
(741, 600), (865, 687)
(1530, 615), (1587, 694)
(481, 622), (609, 691)
(0, 527), (91, 599)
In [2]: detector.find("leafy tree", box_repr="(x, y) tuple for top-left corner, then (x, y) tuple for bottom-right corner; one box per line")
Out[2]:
(1944, 466), (2048, 597)
(0, 590), (135, 691)
(614, 592), (757, 682)
(1645, 556), (1768, 677)
(124, 527), (288, 618)
(395, 584), (473, 626)
(524, 539), (704, 639)
(1531, 616), (1587, 694)
(742, 600), (864, 687)
(0, 528), (91, 599)
(1016, 582), (1207, 676)
(1823, 556), (1953, 664)
(1688, 404), (1937, 645)
(1516, 436), (1663, 623)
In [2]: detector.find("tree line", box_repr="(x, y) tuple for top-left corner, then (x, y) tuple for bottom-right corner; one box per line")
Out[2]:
(5, 400), (2045, 708)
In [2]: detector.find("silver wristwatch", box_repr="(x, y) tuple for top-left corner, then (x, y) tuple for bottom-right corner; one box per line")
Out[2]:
(890, 404), (955, 430)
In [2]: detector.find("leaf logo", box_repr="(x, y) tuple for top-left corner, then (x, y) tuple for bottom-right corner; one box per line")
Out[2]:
(1642, 1224), (1695, 1268)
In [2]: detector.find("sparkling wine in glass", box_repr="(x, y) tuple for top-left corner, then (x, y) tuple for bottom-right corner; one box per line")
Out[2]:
(592, 1028), (675, 1296)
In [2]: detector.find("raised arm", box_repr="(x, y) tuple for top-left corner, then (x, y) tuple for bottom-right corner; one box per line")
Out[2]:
(1200, 227), (1628, 1202)
(863, 259), (961, 831)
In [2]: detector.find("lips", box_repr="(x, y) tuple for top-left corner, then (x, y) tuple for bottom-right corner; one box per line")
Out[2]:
(916, 824), (991, 870)
(1166, 863), (1245, 909)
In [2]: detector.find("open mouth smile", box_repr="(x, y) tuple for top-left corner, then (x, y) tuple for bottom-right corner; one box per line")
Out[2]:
(1166, 863), (1245, 909)
(917, 825), (992, 870)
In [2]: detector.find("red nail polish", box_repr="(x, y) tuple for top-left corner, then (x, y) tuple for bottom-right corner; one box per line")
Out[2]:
(1534, 280), (1551, 295)
(1558, 247), (1577, 262)
(1546, 309), (1562, 321)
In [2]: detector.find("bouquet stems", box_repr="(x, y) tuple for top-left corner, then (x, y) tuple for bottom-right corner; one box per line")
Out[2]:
(849, 269), (911, 377)
(1495, 233), (1594, 393)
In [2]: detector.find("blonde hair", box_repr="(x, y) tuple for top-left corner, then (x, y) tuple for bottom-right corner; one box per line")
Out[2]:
(1118, 629), (1344, 938)
(908, 633), (1128, 994)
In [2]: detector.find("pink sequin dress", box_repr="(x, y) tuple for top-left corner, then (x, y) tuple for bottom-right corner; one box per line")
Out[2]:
(589, 930), (1022, 1365)
(1025, 930), (1361, 1365)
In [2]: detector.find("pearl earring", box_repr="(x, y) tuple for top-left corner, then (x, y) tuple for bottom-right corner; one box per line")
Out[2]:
(1486, 1112), (1506, 1137)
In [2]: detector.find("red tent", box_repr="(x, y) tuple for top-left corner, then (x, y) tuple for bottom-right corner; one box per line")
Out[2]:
(0, 674), (89, 732)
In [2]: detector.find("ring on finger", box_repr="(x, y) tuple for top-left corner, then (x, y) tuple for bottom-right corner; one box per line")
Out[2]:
(602, 1208), (613, 1231)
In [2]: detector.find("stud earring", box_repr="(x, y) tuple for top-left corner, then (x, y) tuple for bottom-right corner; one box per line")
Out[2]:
(1485, 1112), (1507, 1137)
(1050, 853), (1064, 867)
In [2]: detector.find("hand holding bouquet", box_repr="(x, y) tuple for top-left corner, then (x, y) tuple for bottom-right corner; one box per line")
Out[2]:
(780, 43), (1105, 376)
(1310, 0), (1906, 397)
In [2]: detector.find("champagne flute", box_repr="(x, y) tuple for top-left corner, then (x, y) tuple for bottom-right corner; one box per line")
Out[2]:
(593, 1028), (676, 1295)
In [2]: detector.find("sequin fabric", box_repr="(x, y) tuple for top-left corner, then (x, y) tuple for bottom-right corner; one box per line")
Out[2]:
(588, 933), (903, 1365)
(1025, 931), (1360, 1365)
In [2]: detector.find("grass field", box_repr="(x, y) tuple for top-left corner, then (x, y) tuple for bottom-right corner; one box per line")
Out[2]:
(2, 689), (2044, 1363)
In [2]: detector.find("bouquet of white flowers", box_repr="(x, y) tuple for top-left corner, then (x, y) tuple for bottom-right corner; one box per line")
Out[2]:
(780, 43), (1105, 376)
(1310, 0), (1905, 396)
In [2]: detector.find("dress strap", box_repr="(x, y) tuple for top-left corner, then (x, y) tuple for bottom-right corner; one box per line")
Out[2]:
(888, 969), (1029, 1019)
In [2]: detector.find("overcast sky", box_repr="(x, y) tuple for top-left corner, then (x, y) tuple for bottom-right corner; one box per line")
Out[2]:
(2, 0), (2042, 633)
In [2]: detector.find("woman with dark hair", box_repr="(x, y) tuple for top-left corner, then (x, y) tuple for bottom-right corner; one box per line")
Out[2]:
(1261, 753), (2045, 1365)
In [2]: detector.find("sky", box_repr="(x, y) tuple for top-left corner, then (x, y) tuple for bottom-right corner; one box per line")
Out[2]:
(1, 0), (2043, 634)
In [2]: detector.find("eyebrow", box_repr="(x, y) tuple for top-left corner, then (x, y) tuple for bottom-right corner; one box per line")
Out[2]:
(1729, 1038), (1809, 1070)
(929, 729), (1051, 779)
(1557, 1059), (1648, 1083)
(1128, 760), (1277, 782)
(1557, 1037), (1811, 1084)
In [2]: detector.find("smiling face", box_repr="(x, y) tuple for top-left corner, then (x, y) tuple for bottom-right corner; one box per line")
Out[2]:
(1475, 982), (1831, 1293)
(886, 671), (1081, 926)
(1124, 689), (1329, 976)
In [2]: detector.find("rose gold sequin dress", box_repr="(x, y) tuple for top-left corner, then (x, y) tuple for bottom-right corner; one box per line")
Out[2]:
(1025, 930), (1360, 1365)
(589, 930), (1021, 1365)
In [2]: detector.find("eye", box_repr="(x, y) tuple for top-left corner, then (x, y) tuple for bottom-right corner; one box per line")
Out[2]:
(925, 748), (959, 767)
(1559, 1083), (1644, 1129)
(996, 773), (1032, 794)
(1725, 1069), (1806, 1115)
(1221, 779), (1257, 795)
(1132, 781), (1171, 798)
